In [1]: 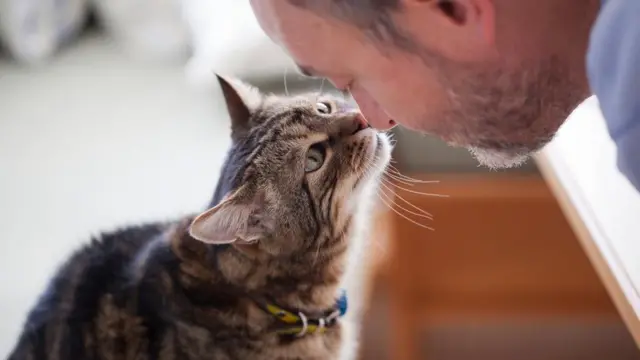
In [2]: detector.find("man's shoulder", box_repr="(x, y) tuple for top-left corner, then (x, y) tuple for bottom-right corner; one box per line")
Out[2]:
(587, 0), (640, 191)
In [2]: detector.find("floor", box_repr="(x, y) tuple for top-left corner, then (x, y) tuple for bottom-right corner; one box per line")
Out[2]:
(0, 33), (233, 355)
(359, 282), (640, 360)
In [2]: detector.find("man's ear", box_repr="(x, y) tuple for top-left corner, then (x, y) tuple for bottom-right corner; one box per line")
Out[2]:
(189, 187), (271, 245)
(216, 74), (263, 139)
(400, 0), (496, 57)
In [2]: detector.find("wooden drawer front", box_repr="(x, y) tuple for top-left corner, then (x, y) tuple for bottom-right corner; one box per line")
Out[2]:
(389, 174), (616, 318)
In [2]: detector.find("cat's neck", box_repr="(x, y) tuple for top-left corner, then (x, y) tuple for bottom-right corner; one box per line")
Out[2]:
(168, 219), (348, 314)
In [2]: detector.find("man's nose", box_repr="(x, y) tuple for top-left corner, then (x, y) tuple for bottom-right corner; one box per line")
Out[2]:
(349, 88), (396, 130)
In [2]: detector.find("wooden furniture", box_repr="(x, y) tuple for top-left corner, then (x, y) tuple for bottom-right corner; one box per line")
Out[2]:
(535, 96), (640, 346)
(386, 173), (619, 360)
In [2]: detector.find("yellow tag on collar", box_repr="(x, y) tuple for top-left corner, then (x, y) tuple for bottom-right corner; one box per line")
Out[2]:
(265, 304), (299, 324)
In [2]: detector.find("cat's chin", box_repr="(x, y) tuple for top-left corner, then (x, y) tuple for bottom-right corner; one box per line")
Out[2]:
(373, 132), (393, 170)
(350, 131), (392, 197)
(365, 130), (393, 178)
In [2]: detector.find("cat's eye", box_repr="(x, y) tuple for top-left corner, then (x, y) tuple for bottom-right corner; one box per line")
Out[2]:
(315, 102), (332, 114)
(305, 142), (326, 173)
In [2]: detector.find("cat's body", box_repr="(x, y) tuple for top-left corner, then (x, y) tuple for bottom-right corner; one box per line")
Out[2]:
(8, 220), (345, 360)
(8, 76), (391, 360)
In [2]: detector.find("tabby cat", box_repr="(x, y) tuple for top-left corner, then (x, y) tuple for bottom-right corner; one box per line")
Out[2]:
(8, 75), (392, 360)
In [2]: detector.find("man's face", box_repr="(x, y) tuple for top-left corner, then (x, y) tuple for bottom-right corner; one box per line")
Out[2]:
(250, 0), (595, 168)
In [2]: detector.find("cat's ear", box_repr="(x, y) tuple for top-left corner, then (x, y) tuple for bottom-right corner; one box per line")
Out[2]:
(216, 74), (263, 138)
(189, 187), (271, 245)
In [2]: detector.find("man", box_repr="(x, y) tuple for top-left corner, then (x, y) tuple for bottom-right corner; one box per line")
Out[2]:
(249, 0), (640, 190)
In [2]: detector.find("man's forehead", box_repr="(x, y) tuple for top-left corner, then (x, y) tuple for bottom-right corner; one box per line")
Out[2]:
(249, 0), (306, 36)
(250, 0), (363, 88)
(250, 0), (336, 42)
(249, 0), (280, 35)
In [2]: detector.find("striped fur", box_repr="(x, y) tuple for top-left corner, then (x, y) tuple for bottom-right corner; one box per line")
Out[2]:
(8, 76), (392, 360)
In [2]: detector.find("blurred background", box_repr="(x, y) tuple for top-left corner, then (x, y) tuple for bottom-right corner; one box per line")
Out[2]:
(0, 2), (638, 359)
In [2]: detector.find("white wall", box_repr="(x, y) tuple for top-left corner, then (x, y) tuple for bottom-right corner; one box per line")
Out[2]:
(0, 34), (232, 356)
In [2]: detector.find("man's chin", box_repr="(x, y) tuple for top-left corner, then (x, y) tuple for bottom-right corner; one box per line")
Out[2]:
(468, 147), (531, 170)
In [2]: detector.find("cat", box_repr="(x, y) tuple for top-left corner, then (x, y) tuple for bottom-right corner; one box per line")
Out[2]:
(7, 75), (392, 360)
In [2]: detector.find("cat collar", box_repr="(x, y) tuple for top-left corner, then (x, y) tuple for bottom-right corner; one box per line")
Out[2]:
(256, 290), (348, 338)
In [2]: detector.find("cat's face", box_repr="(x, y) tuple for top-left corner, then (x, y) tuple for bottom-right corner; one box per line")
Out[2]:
(189, 76), (391, 260)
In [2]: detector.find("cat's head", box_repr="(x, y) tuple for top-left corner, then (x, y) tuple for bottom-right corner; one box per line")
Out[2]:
(189, 75), (392, 261)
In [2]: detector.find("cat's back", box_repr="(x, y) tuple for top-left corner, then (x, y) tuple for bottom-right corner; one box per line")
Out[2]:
(8, 222), (168, 360)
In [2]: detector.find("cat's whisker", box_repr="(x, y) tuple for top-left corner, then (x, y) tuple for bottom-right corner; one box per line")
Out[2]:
(375, 190), (435, 231)
(385, 166), (441, 184)
(378, 180), (434, 219)
(283, 68), (290, 96)
(370, 166), (436, 229)
(387, 164), (406, 174)
(387, 164), (409, 177)
(383, 172), (419, 187)
(382, 177), (449, 198)
(383, 171), (440, 188)
(378, 185), (433, 221)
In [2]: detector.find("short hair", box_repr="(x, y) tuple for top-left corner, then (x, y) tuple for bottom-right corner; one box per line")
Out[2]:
(288, 0), (416, 51)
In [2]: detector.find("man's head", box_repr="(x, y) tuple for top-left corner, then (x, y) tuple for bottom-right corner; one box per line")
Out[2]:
(250, 0), (599, 168)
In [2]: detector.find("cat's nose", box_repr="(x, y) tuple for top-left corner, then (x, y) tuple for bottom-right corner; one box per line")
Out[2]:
(339, 113), (370, 137)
